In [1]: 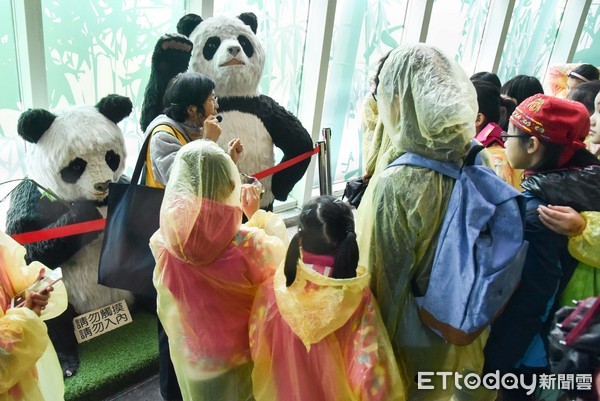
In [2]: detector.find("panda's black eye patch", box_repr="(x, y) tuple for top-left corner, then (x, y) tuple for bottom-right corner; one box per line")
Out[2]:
(238, 35), (254, 58)
(60, 158), (87, 184)
(203, 37), (221, 60)
(105, 150), (120, 172)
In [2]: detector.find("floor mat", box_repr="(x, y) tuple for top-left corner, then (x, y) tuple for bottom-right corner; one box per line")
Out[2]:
(64, 311), (159, 401)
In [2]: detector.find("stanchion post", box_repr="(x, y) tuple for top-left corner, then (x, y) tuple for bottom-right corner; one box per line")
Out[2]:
(322, 128), (333, 195)
(317, 141), (330, 195)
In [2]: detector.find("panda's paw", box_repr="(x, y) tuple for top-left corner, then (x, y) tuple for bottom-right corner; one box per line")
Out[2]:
(157, 33), (192, 53)
(152, 33), (192, 75)
(58, 351), (80, 378)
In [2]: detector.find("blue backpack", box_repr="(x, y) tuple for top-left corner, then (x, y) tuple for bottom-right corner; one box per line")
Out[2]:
(387, 145), (528, 345)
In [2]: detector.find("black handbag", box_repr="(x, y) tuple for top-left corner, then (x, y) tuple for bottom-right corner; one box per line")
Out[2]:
(342, 178), (368, 208)
(98, 134), (163, 297)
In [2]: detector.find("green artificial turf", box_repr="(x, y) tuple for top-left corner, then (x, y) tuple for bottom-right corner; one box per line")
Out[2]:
(64, 311), (159, 401)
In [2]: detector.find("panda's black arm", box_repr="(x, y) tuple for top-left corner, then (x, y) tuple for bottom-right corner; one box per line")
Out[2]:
(140, 34), (192, 132)
(5, 180), (103, 268)
(259, 97), (314, 201)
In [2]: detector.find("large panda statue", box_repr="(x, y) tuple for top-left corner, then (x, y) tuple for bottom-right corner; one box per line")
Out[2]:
(140, 12), (313, 208)
(5, 94), (135, 377)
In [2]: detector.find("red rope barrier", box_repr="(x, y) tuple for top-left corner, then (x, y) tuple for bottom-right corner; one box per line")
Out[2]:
(10, 145), (320, 244)
(252, 146), (319, 180)
(11, 218), (106, 245)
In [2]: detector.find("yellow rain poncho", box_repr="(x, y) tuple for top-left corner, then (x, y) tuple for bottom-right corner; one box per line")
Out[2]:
(357, 44), (494, 401)
(0, 230), (67, 401)
(559, 211), (600, 306)
(150, 140), (288, 401)
(250, 261), (405, 401)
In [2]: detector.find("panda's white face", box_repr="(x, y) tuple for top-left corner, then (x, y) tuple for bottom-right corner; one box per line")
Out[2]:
(188, 16), (265, 98)
(26, 106), (126, 202)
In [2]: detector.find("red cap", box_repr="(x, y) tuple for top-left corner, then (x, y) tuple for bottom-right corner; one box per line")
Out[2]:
(510, 94), (590, 167)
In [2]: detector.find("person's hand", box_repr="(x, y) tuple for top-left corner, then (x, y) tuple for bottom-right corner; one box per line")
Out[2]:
(228, 138), (244, 163)
(241, 184), (261, 220)
(203, 115), (222, 142)
(23, 269), (54, 316)
(538, 204), (586, 236)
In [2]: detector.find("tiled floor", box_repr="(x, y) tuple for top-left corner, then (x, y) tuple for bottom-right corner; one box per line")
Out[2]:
(105, 374), (163, 401)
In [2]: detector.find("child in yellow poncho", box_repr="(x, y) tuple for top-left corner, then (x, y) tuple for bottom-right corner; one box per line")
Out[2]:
(0, 230), (67, 401)
(250, 196), (404, 401)
(150, 140), (288, 401)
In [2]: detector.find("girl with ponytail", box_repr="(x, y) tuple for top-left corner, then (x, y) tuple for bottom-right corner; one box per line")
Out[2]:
(249, 196), (405, 401)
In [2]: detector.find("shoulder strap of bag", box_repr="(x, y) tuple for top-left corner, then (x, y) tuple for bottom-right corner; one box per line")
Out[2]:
(132, 131), (152, 185)
(386, 152), (461, 179)
(386, 144), (485, 179)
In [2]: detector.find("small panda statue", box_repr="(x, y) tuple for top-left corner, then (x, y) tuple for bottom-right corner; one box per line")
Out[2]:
(6, 94), (135, 377)
(141, 12), (314, 208)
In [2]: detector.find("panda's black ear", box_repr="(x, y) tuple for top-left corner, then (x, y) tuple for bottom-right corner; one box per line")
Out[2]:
(96, 94), (133, 124)
(177, 14), (203, 37)
(237, 12), (258, 34)
(17, 109), (56, 143)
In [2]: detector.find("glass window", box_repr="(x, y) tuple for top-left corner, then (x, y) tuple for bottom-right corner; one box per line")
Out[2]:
(213, 0), (310, 116)
(0, 1), (26, 231)
(426, 0), (492, 75)
(497, 0), (568, 83)
(573, 0), (600, 63)
(321, 0), (408, 184)
(41, 0), (185, 174)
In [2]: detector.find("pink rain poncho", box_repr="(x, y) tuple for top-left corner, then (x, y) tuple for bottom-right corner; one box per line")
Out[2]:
(249, 259), (405, 401)
(356, 44), (495, 401)
(0, 230), (67, 401)
(150, 140), (288, 401)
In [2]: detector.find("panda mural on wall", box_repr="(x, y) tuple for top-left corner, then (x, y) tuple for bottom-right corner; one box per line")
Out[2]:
(140, 12), (314, 209)
(5, 95), (135, 377)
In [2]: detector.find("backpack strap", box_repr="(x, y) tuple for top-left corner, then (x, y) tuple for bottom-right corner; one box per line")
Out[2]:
(387, 152), (461, 180)
(387, 143), (486, 178)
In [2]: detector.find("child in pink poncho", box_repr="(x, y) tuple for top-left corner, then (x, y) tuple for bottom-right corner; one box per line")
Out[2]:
(249, 196), (405, 401)
(150, 140), (288, 401)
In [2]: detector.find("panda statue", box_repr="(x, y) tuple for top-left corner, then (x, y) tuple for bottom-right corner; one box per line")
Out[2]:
(5, 94), (135, 377)
(140, 12), (314, 209)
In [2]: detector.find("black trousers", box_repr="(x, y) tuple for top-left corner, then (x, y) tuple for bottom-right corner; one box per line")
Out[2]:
(158, 318), (182, 401)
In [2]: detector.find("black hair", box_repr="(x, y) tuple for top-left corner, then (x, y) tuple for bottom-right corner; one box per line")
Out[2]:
(162, 72), (216, 122)
(498, 95), (517, 131)
(516, 130), (600, 172)
(570, 64), (599, 82)
(501, 75), (544, 105)
(472, 79), (501, 124)
(470, 71), (501, 89)
(372, 52), (391, 100)
(568, 81), (600, 115)
(284, 195), (359, 286)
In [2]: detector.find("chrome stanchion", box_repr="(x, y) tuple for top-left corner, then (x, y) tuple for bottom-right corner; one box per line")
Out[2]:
(322, 128), (333, 195)
(317, 141), (330, 195)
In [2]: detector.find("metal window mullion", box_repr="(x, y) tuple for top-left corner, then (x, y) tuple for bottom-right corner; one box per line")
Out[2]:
(403, 0), (433, 43)
(294, 0), (337, 204)
(185, 0), (213, 18)
(547, 0), (592, 66)
(13, 0), (48, 110)
(474, 0), (516, 74)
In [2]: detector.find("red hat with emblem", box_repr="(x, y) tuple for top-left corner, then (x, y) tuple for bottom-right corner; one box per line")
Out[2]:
(509, 94), (590, 167)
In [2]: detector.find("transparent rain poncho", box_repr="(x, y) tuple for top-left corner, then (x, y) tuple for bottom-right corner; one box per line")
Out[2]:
(249, 263), (406, 401)
(0, 230), (67, 401)
(356, 44), (494, 401)
(150, 140), (288, 401)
